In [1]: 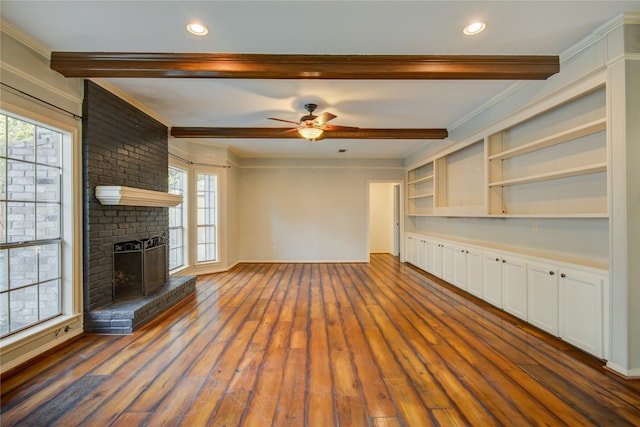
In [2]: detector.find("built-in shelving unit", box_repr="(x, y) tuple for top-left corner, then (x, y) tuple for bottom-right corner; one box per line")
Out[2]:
(407, 86), (607, 219)
(407, 162), (434, 215)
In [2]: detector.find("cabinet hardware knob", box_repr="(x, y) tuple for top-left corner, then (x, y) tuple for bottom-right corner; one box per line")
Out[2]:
(495, 258), (499, 261)
(561, 273), (566, 278)
(461, 249), (465, 252)
(466, 251), (469, 254)
(549, 271), (555, 275)
(502, 259), (506, 263)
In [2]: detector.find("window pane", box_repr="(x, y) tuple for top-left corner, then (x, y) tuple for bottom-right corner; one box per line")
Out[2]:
(0, 201), (5, 244)
(0, 292), (8, 336)
(10, 286), (38, 332)
(39, 279), (60, 319)
(36, 203), (60, 240)
(36, 165), (60, 202)
(7, 160), (35, 201)
(0, 158), (5, 200)
(36, 126), (61, 167)
(196, 172), (218, 262)
(168, 167), (184, 194)
(169, 204), (182, 228)
(7, 117), (35, 162)
(10, 246), (37, 288)
(7, 202), (36, 242)
(39, 243), (60, 282)
(0, 112), (65, 337)
(0, 249), (7, 292)
(0, 114), (6, 157)
(168, 166), (186, 270)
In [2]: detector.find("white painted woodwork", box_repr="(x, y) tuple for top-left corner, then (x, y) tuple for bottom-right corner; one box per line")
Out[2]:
(441, 243), (455, 283)
(560, 268), (604, 358)
(432, 241), (443, 278)
(527, 261), (560, 335)
(405, 235), (417, 266)
(408, 86), (607, 218)
(501, 256), (528, 321)
(416, 237), (427, 271)
(466, 248), (483, 298)
(482, 252), (503, 308)
(424, 239), (435, 274)
(453, 245), (468, 290)
(95, 186), (183, 207)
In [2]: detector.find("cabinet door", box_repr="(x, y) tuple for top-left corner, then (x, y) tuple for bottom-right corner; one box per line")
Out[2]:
(502, 257), (528, 320)
(441, 244), (455, 283)
(417, 239), (427, 271)
(453, 247), (467, 290)
(405, 236), (416, 265)
(466, 249), (483, 298)
(527, 262), (559, 335)
(424, 239), (434, 274)
(482, 252), (503, 308)
(432, 242), (443, 278)
(559, 268), (603, 357)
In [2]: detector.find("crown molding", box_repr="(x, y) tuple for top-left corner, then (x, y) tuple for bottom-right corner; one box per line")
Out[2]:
(1, 19), (50, 58)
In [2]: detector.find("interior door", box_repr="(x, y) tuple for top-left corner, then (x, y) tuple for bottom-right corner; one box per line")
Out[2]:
(393, 184), (400, 256)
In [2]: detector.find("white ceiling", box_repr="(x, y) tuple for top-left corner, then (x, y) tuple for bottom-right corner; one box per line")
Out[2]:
(2, 1), (639, 158)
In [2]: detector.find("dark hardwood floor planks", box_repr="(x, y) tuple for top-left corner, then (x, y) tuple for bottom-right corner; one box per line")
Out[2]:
(372, 254), (640, 425)
(369, 257), (595, 425)
(2, 255), (639, 426)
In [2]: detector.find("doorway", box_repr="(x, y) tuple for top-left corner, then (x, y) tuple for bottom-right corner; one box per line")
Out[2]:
(369, 182), (402, 257)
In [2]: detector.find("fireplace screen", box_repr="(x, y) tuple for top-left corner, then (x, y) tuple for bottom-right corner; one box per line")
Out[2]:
(113, 235), (166, 300)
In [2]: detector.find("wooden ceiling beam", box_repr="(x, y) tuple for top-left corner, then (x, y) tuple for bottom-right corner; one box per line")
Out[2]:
(51, 52), (559, 80)
(170, 127), (448, 140)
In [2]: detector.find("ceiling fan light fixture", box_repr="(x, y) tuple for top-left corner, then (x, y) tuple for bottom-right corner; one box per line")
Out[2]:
(187, 22), (208, 36)
(298, 127), (323, 141)
(463, 22), (486, 35)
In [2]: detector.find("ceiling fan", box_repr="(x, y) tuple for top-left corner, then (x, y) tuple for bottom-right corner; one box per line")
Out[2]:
(267, 103), (358, 141)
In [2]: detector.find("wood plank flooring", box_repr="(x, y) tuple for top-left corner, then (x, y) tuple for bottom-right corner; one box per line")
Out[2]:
(2, 254), (639, 426)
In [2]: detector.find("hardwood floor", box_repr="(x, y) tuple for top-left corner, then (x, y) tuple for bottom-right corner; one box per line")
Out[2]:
(2, 254), (639, 426)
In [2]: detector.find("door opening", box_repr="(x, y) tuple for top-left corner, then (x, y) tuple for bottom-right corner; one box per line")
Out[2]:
(369, 182), (403, 258)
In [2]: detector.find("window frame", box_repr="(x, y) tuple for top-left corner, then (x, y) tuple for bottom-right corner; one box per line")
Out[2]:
(168, 164), (188, 273)
(0, 101), (82, 353)
(191, 167), (220, 266)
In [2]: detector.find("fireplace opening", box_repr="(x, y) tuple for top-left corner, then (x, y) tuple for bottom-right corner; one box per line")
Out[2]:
(113, 235), (166, 300)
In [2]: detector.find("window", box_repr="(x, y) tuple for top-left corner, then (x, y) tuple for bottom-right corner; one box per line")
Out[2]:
(0, 113), (63, 337)
(196, 173), (218, 262)
(168, 166), (187, 271)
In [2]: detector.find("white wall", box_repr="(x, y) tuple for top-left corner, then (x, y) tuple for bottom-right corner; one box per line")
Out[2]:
(238, 159), (404, 262)
(369, 183), (395, 254)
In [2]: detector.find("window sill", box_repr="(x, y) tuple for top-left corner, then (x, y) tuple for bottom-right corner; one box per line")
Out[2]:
(0, 314), (83, 374)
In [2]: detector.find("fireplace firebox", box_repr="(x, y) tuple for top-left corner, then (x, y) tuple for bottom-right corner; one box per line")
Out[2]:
(113, 235), (166, 300)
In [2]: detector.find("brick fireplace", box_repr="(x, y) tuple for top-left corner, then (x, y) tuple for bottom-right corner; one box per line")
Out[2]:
(82, 81), (194, 333)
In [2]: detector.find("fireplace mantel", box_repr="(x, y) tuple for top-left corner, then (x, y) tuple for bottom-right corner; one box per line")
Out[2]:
(95, 186), (183, 207)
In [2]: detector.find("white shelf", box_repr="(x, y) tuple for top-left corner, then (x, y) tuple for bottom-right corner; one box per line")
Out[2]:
(488, 118), (606, 161)
(488, 162), (607, 188)
(95, 186), (183, 207)
(408, 193), (434, 199)
(489, 213), (608, 218)
(407, 174), (434, 185)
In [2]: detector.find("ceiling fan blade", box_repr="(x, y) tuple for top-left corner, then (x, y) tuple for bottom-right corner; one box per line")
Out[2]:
(314, 112), (337, 125)
(325, 124), (359, 132)
(267, 117), (300, 125)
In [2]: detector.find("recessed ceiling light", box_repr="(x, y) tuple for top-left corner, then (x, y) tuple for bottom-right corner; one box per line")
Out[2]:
(187, 22), (208, 36)
(463, 22), (486, 36)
